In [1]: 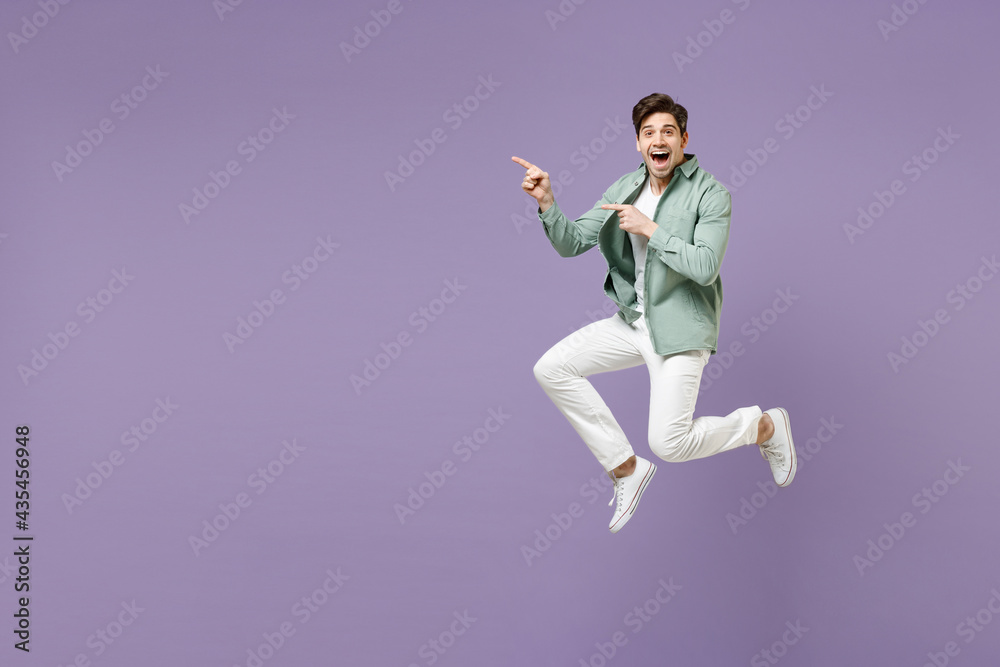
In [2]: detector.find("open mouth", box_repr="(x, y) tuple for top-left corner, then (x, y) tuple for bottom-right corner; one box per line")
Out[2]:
(651, 150), (670, 168)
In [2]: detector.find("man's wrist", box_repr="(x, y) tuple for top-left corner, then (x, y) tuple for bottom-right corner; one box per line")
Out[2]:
(538, 196), (555, 213)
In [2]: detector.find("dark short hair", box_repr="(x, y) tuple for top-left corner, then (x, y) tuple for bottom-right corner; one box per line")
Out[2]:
(632, 93), (688, 138)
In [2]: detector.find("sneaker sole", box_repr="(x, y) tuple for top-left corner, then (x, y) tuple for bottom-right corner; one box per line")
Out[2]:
(609, 463), (656, 534)
(772, 407), (796, 487)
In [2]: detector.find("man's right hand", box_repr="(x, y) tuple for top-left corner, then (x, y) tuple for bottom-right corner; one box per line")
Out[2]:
(511, 156), (554, 212)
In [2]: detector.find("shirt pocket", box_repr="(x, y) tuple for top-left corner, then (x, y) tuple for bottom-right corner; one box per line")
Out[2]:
(683, 289), (710, 326)
(663, 208), (698, 243)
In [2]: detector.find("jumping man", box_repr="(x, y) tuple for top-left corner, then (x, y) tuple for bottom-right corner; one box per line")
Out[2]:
(512, 93), (796, 533)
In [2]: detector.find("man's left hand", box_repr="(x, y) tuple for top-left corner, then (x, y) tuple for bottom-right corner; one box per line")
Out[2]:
(601, 204), (658, 238)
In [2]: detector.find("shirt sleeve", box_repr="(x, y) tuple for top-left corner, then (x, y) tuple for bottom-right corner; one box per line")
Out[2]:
(646, 187), (731, 286)
(536, 185), (617, 258)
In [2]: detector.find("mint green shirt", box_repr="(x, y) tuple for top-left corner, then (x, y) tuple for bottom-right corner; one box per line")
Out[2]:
(537, 153), (731, 356)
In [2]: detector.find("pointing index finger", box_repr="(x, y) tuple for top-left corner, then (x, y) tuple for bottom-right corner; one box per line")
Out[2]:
(511, 156), (535, 170)
(601, 204), (626, 210)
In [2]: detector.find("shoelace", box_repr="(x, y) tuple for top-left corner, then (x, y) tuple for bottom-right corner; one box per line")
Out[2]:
(608, 472), (622, 508)
(759, 441), (785, 465)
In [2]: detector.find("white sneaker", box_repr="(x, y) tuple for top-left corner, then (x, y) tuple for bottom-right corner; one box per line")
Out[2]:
(608, 457), (656, 534)
(759, 407), (796, 487)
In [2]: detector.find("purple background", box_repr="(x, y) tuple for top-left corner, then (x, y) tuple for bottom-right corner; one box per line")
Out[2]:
(3, 0), (999, 665)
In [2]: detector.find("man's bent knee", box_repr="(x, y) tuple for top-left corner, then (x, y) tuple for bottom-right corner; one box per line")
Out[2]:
(533, 353), (564, 387)
(649, 431), (695, 462)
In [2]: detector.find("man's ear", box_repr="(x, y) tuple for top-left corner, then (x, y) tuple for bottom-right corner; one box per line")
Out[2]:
(681, 131), (689, 149)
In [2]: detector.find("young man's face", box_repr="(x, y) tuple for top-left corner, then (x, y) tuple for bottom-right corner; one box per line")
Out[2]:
(635, 112), (688, 180)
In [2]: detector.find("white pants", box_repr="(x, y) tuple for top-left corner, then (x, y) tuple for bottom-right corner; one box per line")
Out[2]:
(533, 314), (763, 472)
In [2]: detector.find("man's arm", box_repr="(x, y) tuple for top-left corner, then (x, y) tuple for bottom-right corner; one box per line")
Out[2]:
(646, 188), (732, 286)
(512, 155), (607, 258)
(536, 195), (611, 258)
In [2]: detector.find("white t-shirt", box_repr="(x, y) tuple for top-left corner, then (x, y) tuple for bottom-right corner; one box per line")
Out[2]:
(628, 177), (663, 313)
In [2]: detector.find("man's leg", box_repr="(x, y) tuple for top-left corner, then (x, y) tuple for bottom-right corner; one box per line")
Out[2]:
(640, 334), (762, 462)
(641, 339), (794, 485)
(533, 314), (645, 472)
(533, 315), (659, 532)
